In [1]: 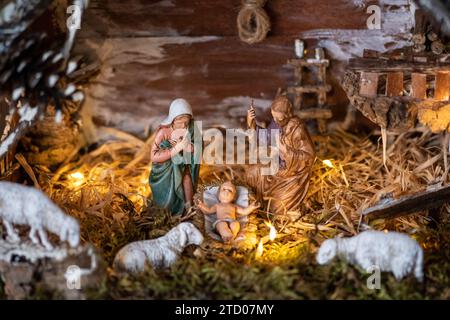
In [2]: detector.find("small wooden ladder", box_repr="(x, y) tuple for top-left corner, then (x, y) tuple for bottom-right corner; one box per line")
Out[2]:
(287, 48), (332, 133)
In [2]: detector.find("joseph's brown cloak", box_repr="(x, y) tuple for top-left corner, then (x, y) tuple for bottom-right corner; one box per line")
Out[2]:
(246, 116), (315, 215)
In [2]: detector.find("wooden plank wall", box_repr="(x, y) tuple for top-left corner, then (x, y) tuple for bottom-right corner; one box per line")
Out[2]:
(0, 99), (7, 140)
(80, 0), (368, 38)
(74, 0), (392, 135)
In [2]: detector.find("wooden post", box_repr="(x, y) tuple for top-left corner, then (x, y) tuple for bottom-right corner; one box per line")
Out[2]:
(386, 72), (404, 97)
(317, 65), (327, 84)
(359, 72), (379, 97)
(444, 130), (449, 178)
(315, 48), (325, 60)
(318, 90), (327, 107)
(294, 66), (303, 86)
(411, 73), (427, 99)
(317, 119), (327, 133)
(435, 71), (450, 101)
(0, 157), (5, 177)
(294, 92), (303, 110)
(297, 108), (332, 119)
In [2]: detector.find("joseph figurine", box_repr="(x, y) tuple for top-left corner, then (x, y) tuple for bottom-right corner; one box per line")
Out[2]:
(245, 96), (315, 215)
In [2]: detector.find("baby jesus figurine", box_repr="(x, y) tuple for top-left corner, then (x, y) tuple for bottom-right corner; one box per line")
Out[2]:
(198, 181), (260, 243)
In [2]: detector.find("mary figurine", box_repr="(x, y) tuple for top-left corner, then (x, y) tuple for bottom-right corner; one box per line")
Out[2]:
(149, 98), (202, 215)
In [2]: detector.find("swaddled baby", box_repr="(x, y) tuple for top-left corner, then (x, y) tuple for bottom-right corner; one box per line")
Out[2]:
(198, 181), (259, 243)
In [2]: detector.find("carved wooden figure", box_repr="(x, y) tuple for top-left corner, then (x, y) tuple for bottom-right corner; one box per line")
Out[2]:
(245, 96), (315, 216)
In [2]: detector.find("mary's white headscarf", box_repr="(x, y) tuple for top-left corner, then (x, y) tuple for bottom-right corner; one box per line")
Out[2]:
(161, 98), (193, 126)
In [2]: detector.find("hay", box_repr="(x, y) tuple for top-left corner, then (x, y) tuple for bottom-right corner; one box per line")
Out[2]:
(25, 125), (450, 299)
(34, 135), (154, 263)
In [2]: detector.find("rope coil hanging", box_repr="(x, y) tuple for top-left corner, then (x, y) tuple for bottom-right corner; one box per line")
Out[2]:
(237, 0), (271, 44)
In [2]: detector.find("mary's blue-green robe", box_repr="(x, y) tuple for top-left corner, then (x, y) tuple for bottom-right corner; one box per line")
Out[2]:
(149, 121), (201, 215)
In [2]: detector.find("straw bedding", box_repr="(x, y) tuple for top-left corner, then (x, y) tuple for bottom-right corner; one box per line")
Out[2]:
(13, 125), (450, 299)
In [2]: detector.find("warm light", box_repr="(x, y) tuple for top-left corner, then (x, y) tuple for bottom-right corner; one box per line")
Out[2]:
(265, 221), (277, 241)
(269, 226), (276, 241)
(69, 171), (85, 187)
(255, 239), (264, 258)
(322, 159), (334, 168)
(70, 172), (84, 180)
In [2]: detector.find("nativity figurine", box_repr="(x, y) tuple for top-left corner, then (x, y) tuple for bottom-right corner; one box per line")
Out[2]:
(149, 98), (202, 215)
(113, 222), (203, 273)
(198, 181), (260, 243)
(316, 230), (424, 282)
(0, 181), (80, 250)
(245, 96), (315, 216)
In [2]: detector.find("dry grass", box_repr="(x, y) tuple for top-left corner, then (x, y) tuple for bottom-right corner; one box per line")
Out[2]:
(22, 125), (450, 299)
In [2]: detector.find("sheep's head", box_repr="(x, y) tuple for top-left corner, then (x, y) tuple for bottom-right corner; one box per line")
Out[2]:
(60, 216), (80, 248)
(316, 239), (337, 265)
(180, 222), (204, 246)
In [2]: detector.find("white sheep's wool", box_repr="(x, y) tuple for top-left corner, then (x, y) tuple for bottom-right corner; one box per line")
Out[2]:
(113, 222), (204, 273)
(0, 181), (80, 250)
(316, 230), (424, 281)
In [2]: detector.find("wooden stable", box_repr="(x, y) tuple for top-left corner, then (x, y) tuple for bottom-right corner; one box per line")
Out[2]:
(343, 48), (450, 132)
(343, 47), (450, 219)
(358, 70), (449, 101)
(353, 50), (450, 102)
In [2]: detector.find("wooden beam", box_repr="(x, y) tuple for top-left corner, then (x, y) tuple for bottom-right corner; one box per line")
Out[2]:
(349, 58), (450, 73)
(359, 72), (379, 97)
(296, 108), (332, 119)
(288, 59), (330, 68)
(287, 85), (332, 94)
(363, 184), (450, 219)
(386, 72), (404, 97)
(411, 73), (427, 99)
(435, 71), (450, 101)
(79, 0), (370, 38)
(363, 49), (381, 59)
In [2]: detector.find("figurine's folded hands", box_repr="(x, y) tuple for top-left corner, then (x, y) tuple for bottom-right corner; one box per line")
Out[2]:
(183, 143), (194, 153)
(170, 133), (193, 156)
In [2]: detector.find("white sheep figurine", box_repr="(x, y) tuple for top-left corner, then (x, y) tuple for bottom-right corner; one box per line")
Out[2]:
(0, 181), (80, 250)
(316, 230), (424, 281)
(113, 222), (204, 273)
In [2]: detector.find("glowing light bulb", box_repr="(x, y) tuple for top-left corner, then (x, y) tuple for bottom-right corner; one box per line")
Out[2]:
(255, 239), (263, 258)
(264, 221), (277, 241)
(269, 225), (276, 241)
(70, 172), (84, 180)
(69, 171), (85, 187)
(322, 159), (334, 168)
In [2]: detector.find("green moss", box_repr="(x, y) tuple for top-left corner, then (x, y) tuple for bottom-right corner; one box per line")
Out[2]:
(79, 216), (450, 300)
